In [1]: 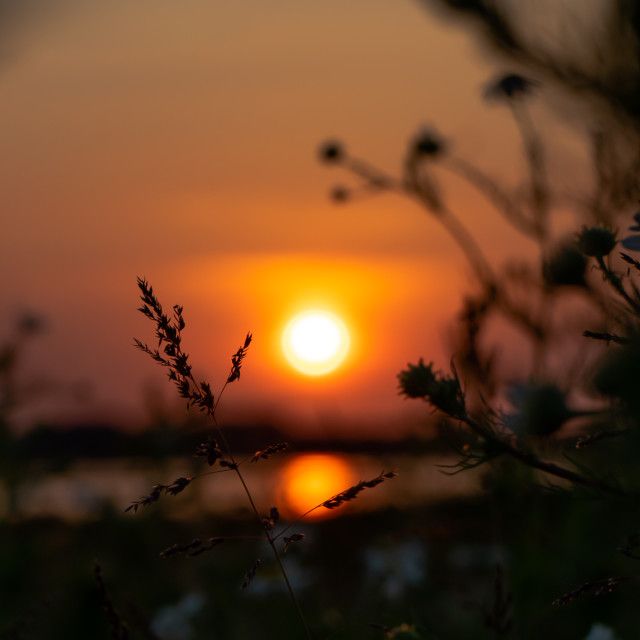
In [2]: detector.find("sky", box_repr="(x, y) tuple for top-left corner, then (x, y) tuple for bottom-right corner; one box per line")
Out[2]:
(0, 1), (590, 437)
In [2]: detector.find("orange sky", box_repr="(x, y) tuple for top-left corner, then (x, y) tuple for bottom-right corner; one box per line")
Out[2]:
(0, 1), (590, 436)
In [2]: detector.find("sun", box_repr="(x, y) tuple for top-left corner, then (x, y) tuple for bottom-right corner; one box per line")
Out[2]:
(282, 310), (350, 376)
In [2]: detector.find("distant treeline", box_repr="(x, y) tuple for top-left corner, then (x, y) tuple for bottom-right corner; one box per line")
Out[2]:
(8, 422), (446, 460)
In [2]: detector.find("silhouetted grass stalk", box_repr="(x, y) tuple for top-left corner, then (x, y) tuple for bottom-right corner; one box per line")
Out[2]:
(185, 376), (312, 636)
(132, 278), (313, 639)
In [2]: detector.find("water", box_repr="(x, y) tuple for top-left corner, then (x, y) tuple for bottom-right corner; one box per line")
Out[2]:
(6, 452), (482, 521)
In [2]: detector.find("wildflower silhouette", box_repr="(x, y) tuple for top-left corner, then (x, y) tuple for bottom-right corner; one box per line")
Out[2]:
(321, 68), (640, 631)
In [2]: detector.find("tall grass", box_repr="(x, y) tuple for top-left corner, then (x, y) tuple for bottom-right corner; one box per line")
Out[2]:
(123, 277), (396, 639)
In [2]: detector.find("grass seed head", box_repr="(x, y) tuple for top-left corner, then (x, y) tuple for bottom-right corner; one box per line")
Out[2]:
(322, 471), (397, 510)
(241, 559), (263, 590)
(251, 442), (289, 463)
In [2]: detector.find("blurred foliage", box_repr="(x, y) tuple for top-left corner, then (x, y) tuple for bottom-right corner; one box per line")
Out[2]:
(317, 4), (640, 632)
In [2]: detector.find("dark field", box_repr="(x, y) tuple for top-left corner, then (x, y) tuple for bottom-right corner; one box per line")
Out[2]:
(1, 446), (637, 639)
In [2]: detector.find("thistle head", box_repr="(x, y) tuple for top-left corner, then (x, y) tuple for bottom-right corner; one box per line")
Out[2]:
(594, 335), (640, 413)
(330, 185), (350, 203)
(506, 382), (570, 437)
(543, 241), (587, 288)
(485, 73), (536, 101)
(318, 140), (345, 164)
(577, 226), (617, 258)
(410, 127), (445, 159)
(398, 359), (465, 418)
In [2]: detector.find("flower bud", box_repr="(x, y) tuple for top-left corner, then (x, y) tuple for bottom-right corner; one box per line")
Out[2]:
(577, 226), (617, 258)
(484, 73), (536, 100)
(330, 185), (350, 203)
(411, 128), (445, 158)
(507, 382), (570, 437)
(318, 140), (344, 164)
(543, 242), (587, 287)
(398, 359), (465, 417)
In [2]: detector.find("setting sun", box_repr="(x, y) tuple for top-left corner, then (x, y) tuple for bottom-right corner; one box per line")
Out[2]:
(282, 310), (350, 376)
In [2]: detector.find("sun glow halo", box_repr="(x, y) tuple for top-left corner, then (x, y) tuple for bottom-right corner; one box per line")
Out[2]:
(282, 310), (350, 376)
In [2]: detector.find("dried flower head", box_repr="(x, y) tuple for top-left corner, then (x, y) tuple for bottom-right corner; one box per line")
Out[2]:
(411, 127), (445, 158)
(506, 382), (570, 437)
(398, 359), (465, 417)
(543, 242), (587, 288)
(330, 185), (350, 203)
(318, 140), (344, 164)
(485, 73), (536, 100)
(577, 226), (617, 258)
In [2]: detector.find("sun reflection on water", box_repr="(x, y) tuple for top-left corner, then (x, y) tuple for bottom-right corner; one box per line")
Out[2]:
(277, 453), (357, 519)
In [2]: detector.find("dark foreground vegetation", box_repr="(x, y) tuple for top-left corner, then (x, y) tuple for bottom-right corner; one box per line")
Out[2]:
(3, 492), (638, 639)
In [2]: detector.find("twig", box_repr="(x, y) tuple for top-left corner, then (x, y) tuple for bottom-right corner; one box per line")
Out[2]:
(596, 255), (640, 313)
(461, 413), (626, 497)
